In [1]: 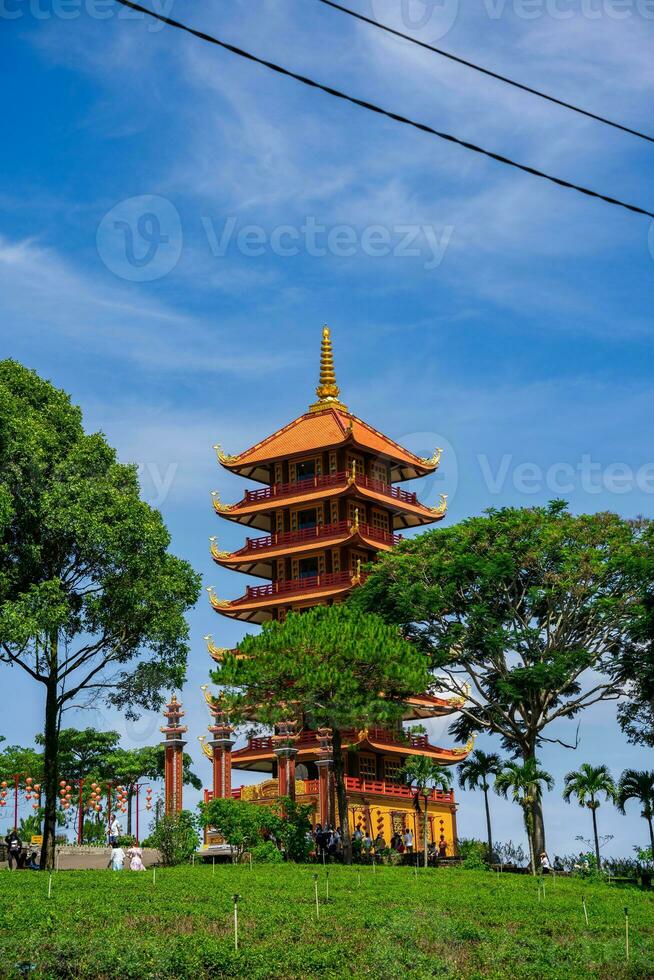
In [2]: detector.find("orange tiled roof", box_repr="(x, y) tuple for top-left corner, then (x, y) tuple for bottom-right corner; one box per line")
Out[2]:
(221, 407), (436, 473)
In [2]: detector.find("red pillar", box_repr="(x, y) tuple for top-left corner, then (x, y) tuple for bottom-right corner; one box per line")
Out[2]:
(160, 695), (188, 815)
(210, 736), (234, 798)
(316, 760), (332, 827)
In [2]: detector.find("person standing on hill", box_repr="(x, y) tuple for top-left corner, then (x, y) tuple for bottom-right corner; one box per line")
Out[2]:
(5, 830), (22, 870)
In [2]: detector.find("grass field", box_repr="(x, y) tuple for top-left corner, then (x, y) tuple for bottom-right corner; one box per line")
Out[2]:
(1, 864), (652, 979)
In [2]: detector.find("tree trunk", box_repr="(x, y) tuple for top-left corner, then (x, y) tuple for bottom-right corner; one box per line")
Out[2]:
(483, 785), (493, 861)
(647, 815), (654, 856)
(524, 805), (535, 875)
(423, 795), (429, 869)
(331, 727), (351, 865)
(591, 804), (601, 869)
(40, 674), (60, 870)
(523, 746), (546, 866)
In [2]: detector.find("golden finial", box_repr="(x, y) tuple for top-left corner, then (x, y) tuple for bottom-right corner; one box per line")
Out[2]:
(420, 447), (443, 469)
(347, 459), (357, 485)
(351, 507), (360, 532)
(429, 493), (448, 517)
(198, 735), (213, 760)
(309, 325), (348, 413)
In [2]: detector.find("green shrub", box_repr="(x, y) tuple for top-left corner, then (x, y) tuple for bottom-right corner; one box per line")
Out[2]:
(457, 838), (488, 869)
(144, 811), (198, 865)
(251, 841), (283, 864)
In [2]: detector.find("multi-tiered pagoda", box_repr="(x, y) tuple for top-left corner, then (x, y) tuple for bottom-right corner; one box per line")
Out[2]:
(202, 328), (471, 850)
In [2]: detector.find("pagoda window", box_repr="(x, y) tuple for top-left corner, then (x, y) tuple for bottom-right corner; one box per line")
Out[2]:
(296, 507), (317, 530)
(296, 458), (316, 482)
(370, 460), (389, 484)
(330, 500), (339, 524)
(298, 556), (319, 579)
(383, 759), (403, 783)
(328, 451), (338, 474)
(359, 754), (376, 781)
(274, 462), (283, 485)
(371, 508), (389, 532)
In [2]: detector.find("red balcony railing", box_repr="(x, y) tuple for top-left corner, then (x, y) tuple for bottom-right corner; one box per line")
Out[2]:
(234, 570), (361, 604)
(344, 776), (454, 803)
(240, 727), (425, 754)
(240, 471), (419, 508)
(234, 520), (402, 556)
(207, 780), (453, 805)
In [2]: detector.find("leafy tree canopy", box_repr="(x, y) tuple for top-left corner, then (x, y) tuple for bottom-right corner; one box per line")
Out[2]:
(353, 501), (647, 760)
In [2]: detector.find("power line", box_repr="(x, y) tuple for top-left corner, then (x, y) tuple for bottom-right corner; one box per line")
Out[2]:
(316, 0), (654, 146)
(112, 0), (654, 220)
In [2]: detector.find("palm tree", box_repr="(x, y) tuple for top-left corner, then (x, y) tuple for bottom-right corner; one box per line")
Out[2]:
(495, 758), (554, 875)
(400, 755), (452, 868)
(458, 749), (503, 862)
(617, 769), (654, 854)
(563, 763), (616, 870)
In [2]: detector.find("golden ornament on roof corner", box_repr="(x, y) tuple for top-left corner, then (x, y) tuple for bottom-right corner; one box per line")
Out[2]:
(213, 443), (238, 465)
(420, 447), (443, 468)
(309, 326), (349, 413)
(209, 536), (231, 560)
(210, 490), (232, 514)
(464, 734), (476, 753)
(429, 493), (448, 517)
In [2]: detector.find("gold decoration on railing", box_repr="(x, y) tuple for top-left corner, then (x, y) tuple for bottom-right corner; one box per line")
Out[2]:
(420, 447), (443, 468)
(198, 735), (213, 760)
(213, 443), (238, 465)
(351, 557), (362, 585)
(209, 536), (231, 560)
(211, 490), (233, 514)
(309, 325), (348, 413)
(349, 507), (360, 533)
(429, 493), (448, 517)
(241, 778), (279, 801)
(347, 459), (357, 486)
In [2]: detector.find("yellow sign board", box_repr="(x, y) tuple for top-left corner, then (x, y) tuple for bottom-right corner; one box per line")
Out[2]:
(31, 835), (43, 845)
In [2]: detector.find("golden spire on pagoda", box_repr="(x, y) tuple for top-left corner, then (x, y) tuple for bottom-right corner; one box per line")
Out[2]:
(309, 326), (348, 413)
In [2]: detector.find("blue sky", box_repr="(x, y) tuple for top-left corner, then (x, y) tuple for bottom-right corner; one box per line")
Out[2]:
(2, 0), (653, 857)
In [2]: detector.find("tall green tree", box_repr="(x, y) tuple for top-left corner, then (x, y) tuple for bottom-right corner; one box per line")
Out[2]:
(354, 501), (646, 859)
(212, 605), (431, 863)
(400, 755), (452, 868)
(563, 763), (616, 870)
(494, 758), (554, 874)
(0, 361), (201, 866)
(617, 769), (654, 854)
(458, 749), (504, 861)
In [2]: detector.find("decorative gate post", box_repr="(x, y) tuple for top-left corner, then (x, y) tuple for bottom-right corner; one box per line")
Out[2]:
(160, 695), (188, 815)
(273, 721), (299, 802)
(316, 727), (334, 828)
(207, 693), (235, 799)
